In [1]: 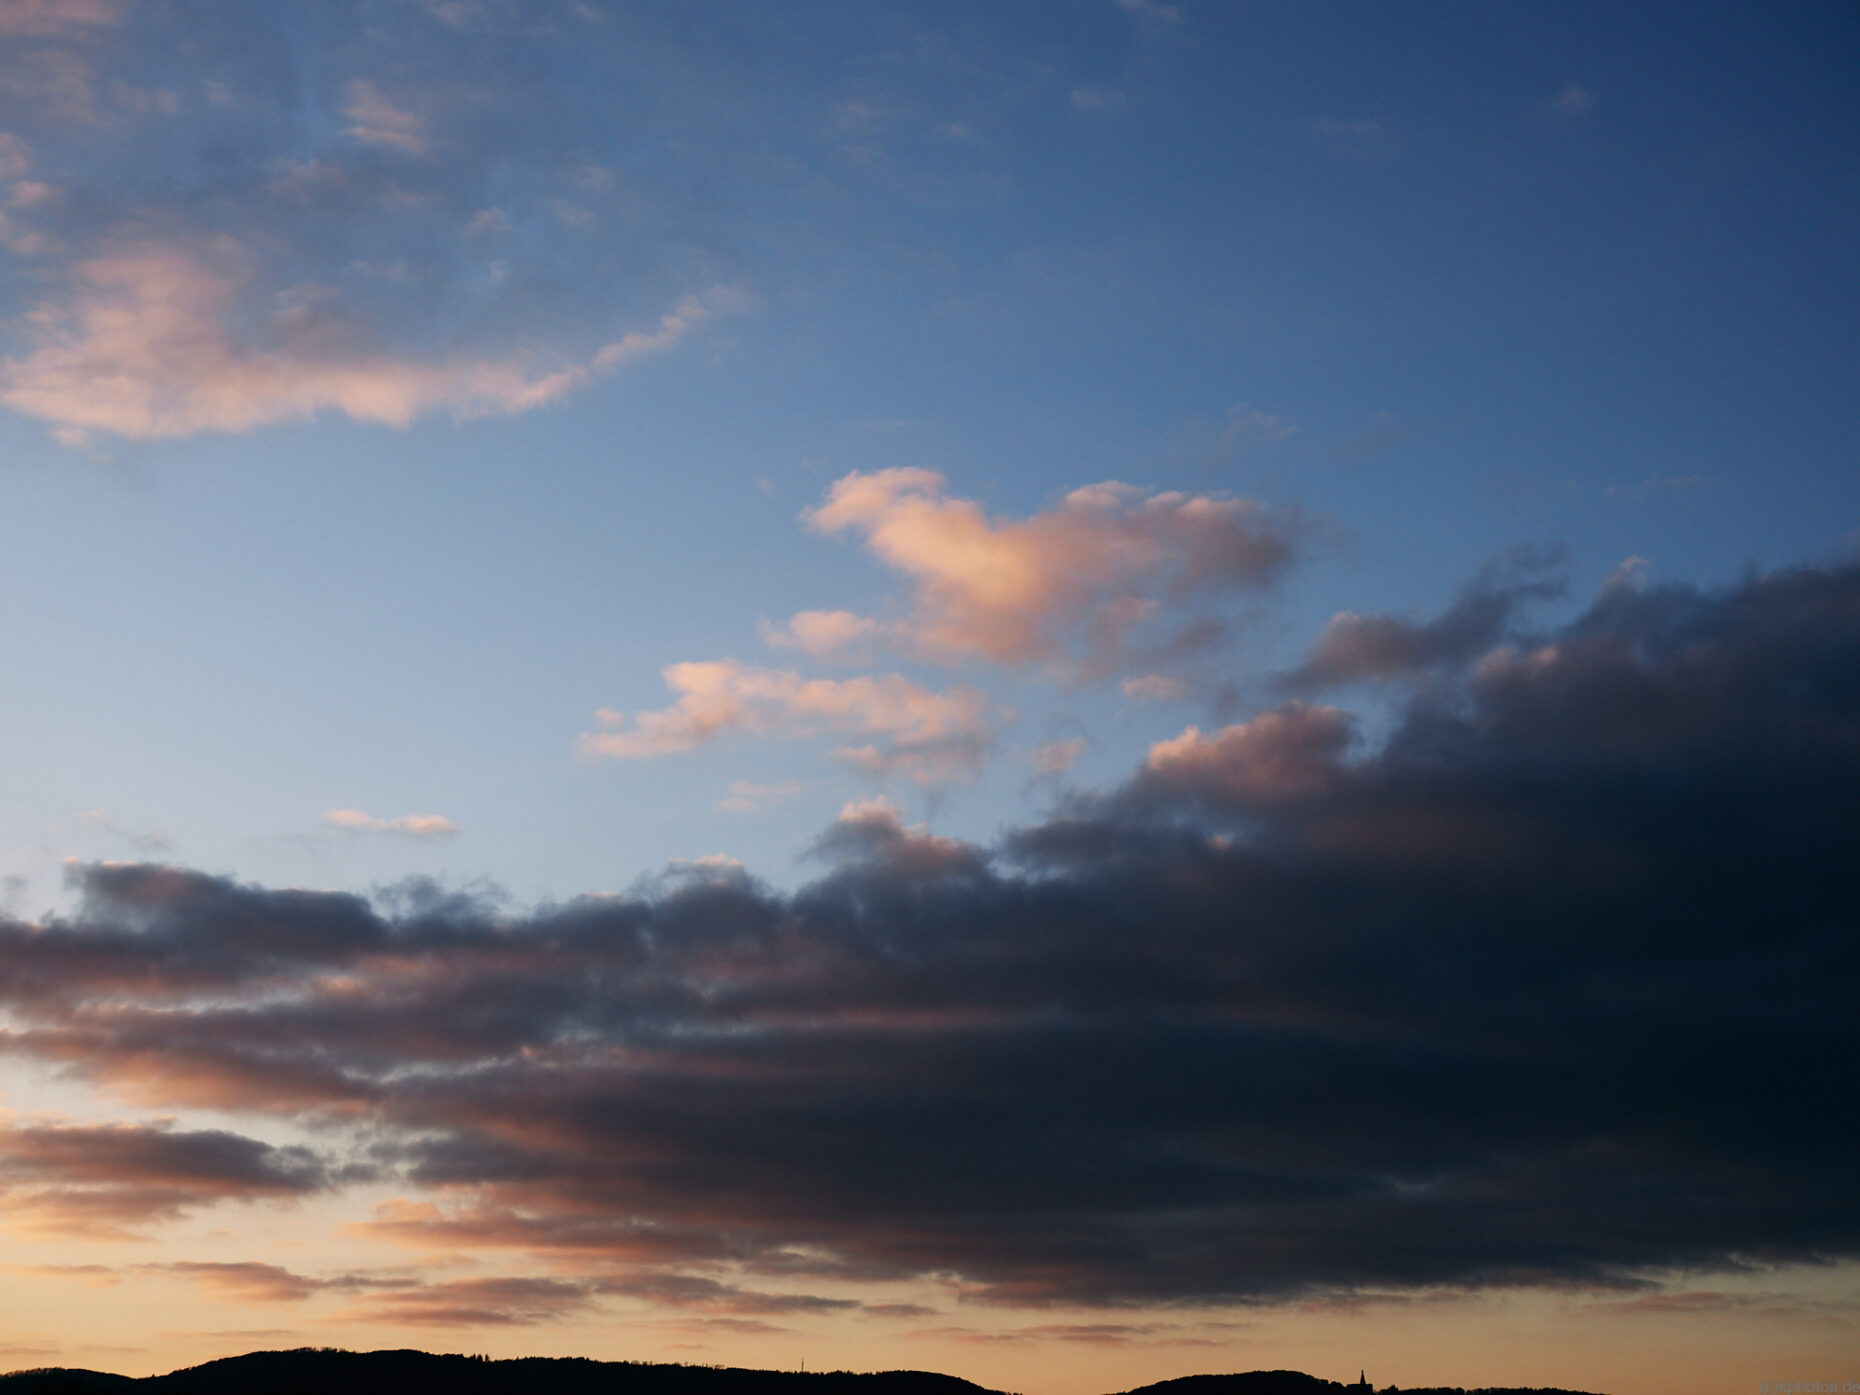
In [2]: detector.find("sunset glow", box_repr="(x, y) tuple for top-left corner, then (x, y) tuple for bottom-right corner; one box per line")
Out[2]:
(0, 4), (1855, 1393)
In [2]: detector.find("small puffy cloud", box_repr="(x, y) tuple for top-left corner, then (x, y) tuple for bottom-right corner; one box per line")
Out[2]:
(341, 80), (427, 156)
(1310, 115), (1398, 160)
(715, 780), (804, 814)
(1122, 674), (1190, 703)
(1029, 738), (1086, 777)
(1553, 82), (1598, 115)
(1139, 702), (1354, 809)
(0, 237), (735, 443)
(1070, 86), (1125, 113)
(580, 661), (999, 785)
(0, 133), (30, 180)
(1603, 555), (1651, 592)
(809, 796), (984, 878)
(1113, 0), (1181, 25)
(761, 609), (881, 657)
(465, 206), (511, 236)
(324, 809), (459, 837)
(1218, 403), (1295, 452)
(805, 468), (1291, 675)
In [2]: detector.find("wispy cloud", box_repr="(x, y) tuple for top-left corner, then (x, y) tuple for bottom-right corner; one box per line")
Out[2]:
(0, 0), (124, 36)
(580, 662), (999, 785)
(323, 809), (459, 837)
(0, 1119), (330, 1238)
(1310, 114), (1399, 160)
(1279, 545), (1567, 689)
(341, 80), (427, 156)
(0, 238), (738, 444)
(74, 808), (168, 852)
(1070, 86), (1125, 114)
(1112, 0), (1181, 28)
(715, 780), (806, 814)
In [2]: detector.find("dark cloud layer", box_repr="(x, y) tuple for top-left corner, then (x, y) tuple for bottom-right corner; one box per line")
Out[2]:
(1280, 546), (1567, 689)
(1, 562), (1856, 1304)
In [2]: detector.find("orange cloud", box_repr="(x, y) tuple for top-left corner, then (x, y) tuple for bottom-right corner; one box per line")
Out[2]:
(0, 0), (123, 35)
(579, 661), (999, 784)
(1140, 702), (1353, 807)
(799, 469), (1290, 674)
(0, 238), (734, 443)
(0, 1119), (328, 1237)
(323, 809), (459, 837)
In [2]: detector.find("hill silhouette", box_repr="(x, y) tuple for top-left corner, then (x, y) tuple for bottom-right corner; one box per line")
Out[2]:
(0, 1350), (1612, 1395)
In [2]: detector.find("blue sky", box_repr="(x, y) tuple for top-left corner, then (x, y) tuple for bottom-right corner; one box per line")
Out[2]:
(0, 3), (1857, 1389)
(1, 0), (1854, 906)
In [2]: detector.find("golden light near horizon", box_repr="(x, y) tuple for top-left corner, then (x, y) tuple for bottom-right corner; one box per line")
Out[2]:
(0, 3), (1855, 1392)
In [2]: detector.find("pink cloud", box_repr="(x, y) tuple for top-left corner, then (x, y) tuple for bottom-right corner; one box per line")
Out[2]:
(800, 469), (1289, 675)
(579, 661), (999, 785)
(1029, 737), (1085, 777)
(0, 0), (123, 35)
(1141, 701), (1353, 806)
(323, 808), (459, 837)
(0, 238), (733, 443)
(760, 608), (881, 657)
(0, 1118), (327, 1237)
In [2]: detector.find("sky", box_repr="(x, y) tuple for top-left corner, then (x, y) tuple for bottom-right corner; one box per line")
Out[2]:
(0, 2), (1856, 1391)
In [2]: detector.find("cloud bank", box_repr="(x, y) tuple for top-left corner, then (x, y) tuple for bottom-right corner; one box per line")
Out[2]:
(2, 561), (1855, 1311)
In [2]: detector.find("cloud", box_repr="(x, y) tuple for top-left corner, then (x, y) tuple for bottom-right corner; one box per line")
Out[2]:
(151, 1261), (374, 1304)
(0, 0), (122, 35)
(0, 238), (734, 443)
(0, 133), (31, 181)
(715, 780), (805, 814)
(1029, 738), (1086, 777)
(1310, 115), (1398, 160)
(74, 808), (169, 852)
(1281, 546), (1567, 689)
(807, 796), (985, 880)
(579, 661), (1000, 785)
(801, 469), (1292, 676)
(0, 561), (1856, 1304)
(1136, 701), (1355, 809)
(324, 809), (460, 837)
(348, 1276), (596, 1328)
(1070, 86), (1125, 114)
(1112, 0), (1181, 26)
(761, 609), (882, 658)
(342, 80), (427, 156)
(0, 1120), (329, 1236)
(1122, 674), (1190, 703)
(1553, 83), (1598, 115)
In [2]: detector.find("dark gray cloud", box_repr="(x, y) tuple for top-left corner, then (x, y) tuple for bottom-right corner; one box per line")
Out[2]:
(1280, 545), (1567, 689)
(0, 561), (1855, 1303)
(0, 1121), (330, 1235)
